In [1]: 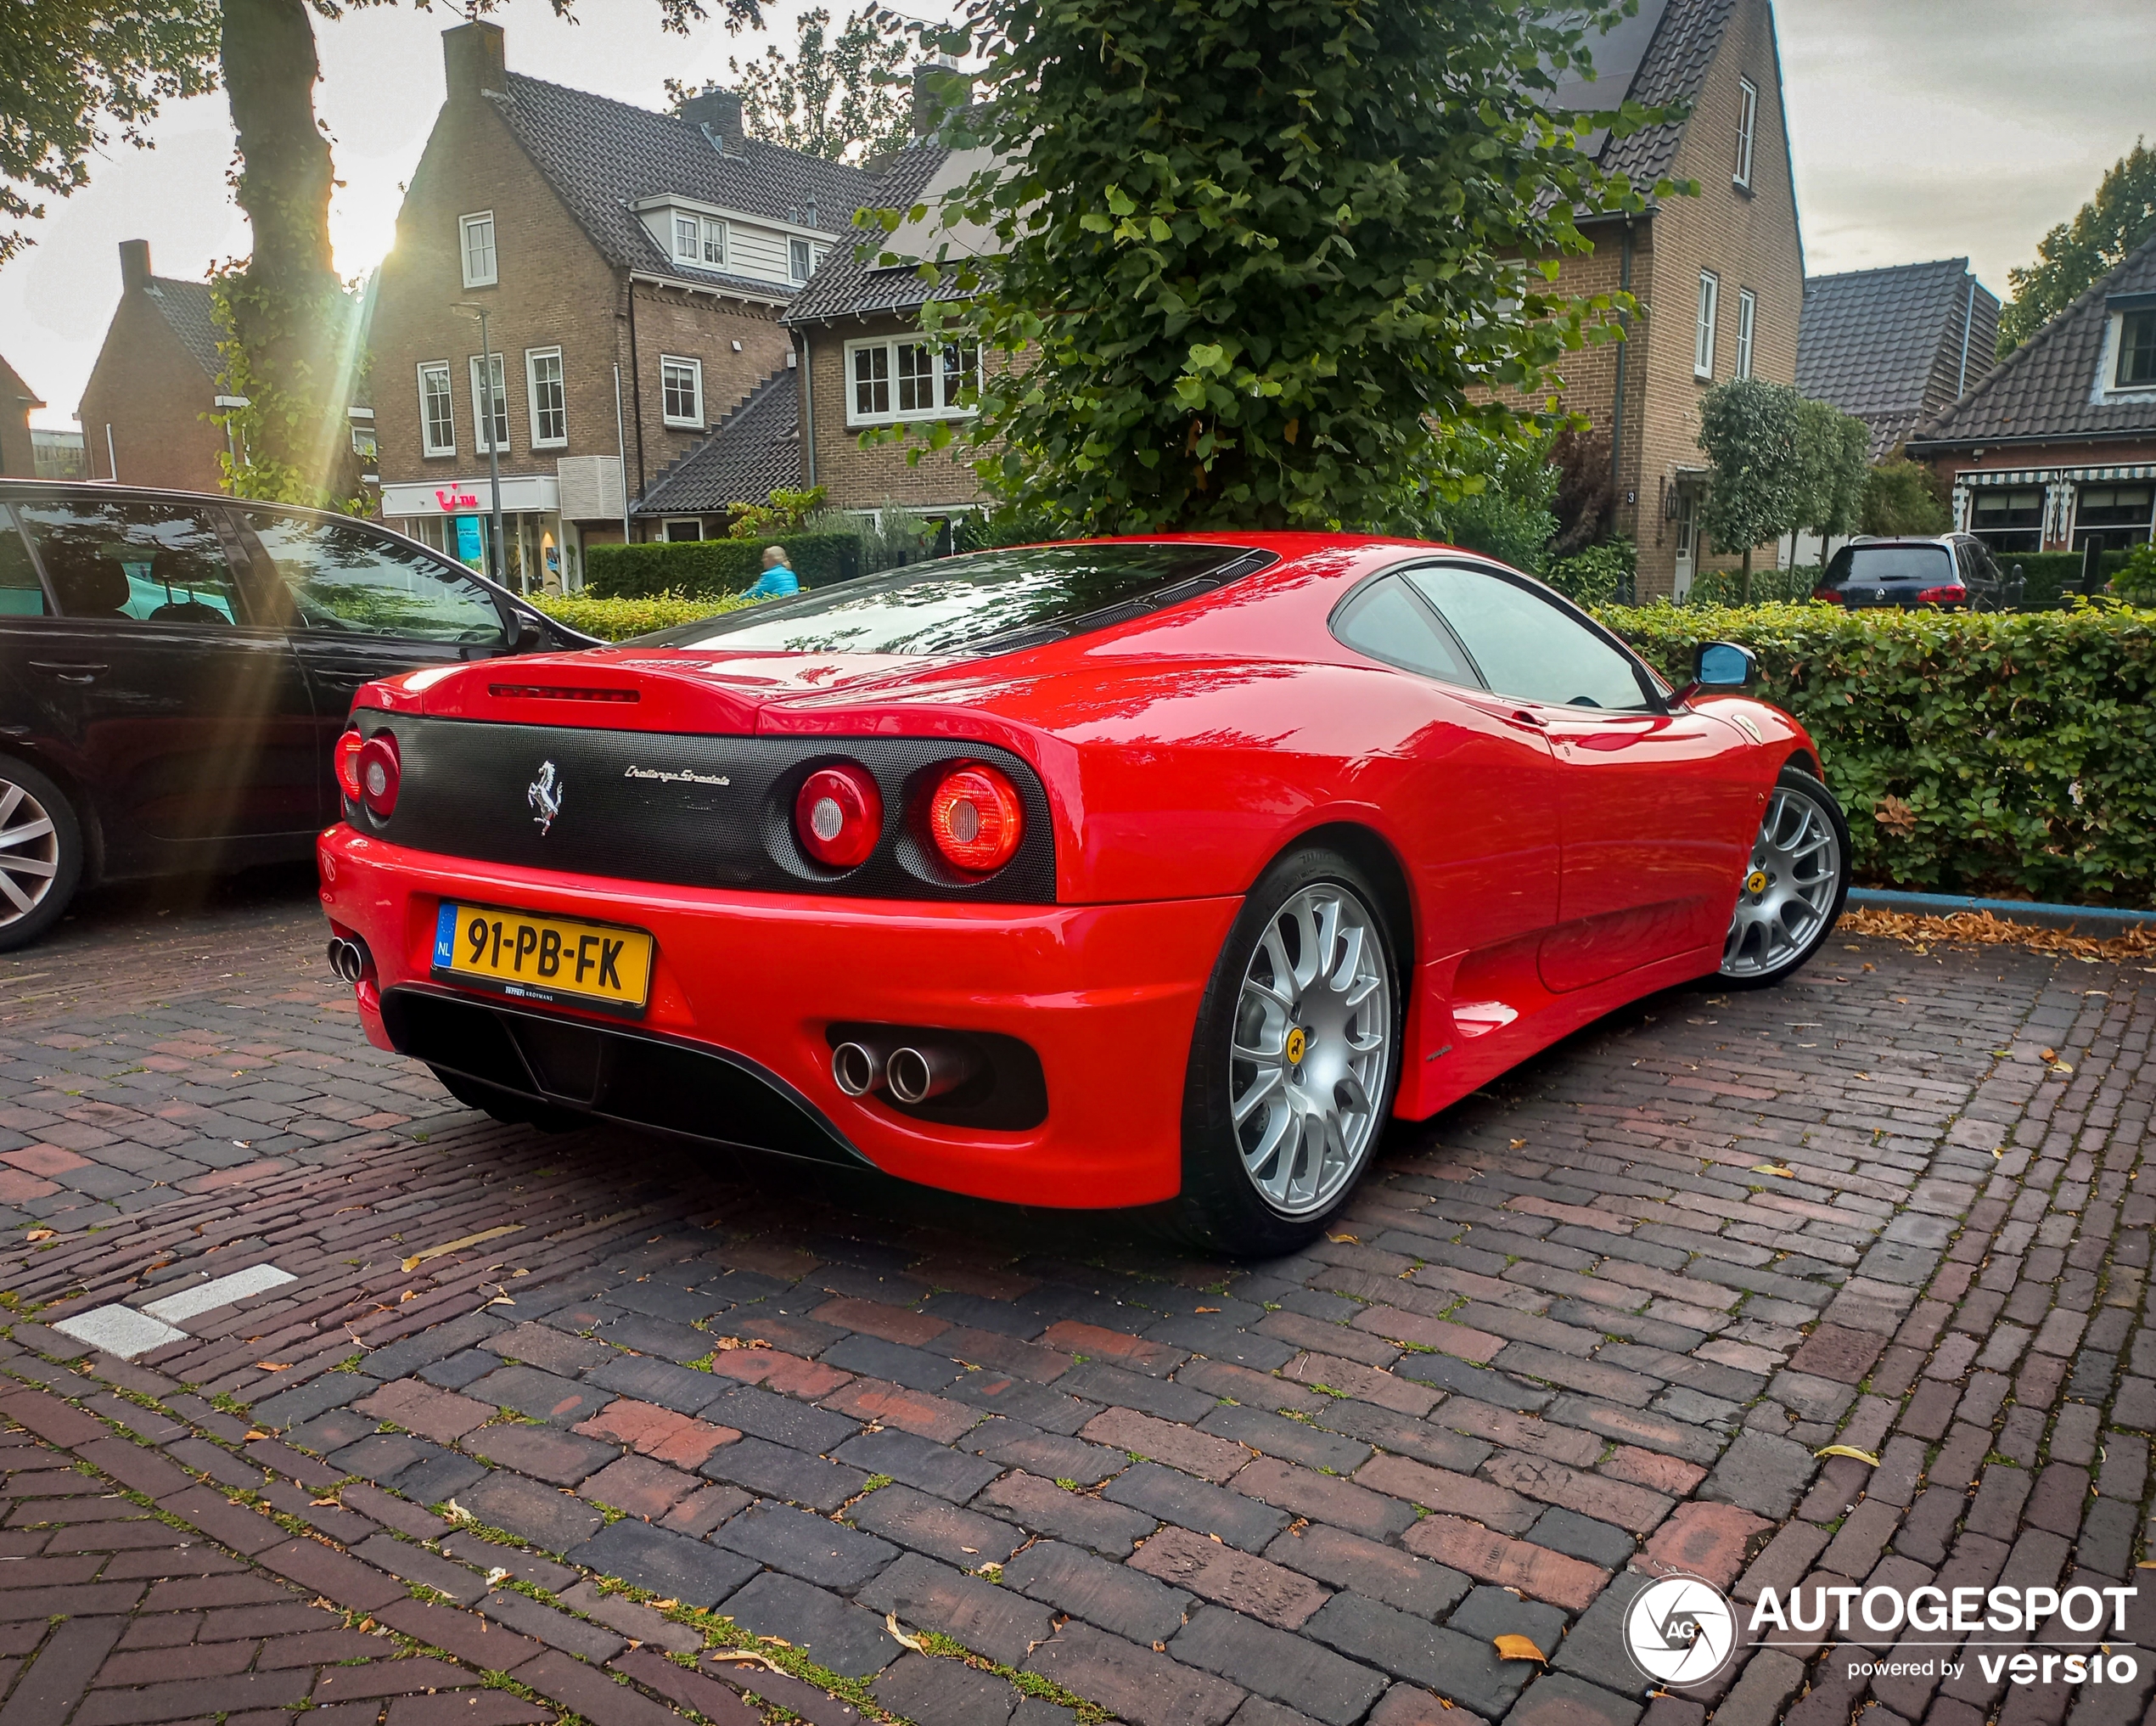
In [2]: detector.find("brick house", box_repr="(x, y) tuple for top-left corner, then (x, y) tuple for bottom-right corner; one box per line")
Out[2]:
(1906, 233), (2156, 558)
(0, 354), (39, 479)
(1797, 258), (1999, 462)
(76, 239), (233, 492)
(784, 0), (1804, 600)
(366, 22), (877, 589)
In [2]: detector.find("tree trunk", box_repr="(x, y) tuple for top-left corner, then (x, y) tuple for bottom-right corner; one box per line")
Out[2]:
(1740, 544), (1753, 605)
(222, 0), (352, 503)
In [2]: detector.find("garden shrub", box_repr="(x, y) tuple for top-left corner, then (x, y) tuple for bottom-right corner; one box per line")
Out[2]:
(1999, 548), (2128, 606)
(1597, 601), (2156, 906)
(586, 531), (861, 598)
(1544, 538), (1635, 607)
(533, 592), (752, 641)
(1682, 563), (1822, 606)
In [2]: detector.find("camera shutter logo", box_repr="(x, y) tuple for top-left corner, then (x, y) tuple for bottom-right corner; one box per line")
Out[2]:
(1625, 1575), (1738, 1687)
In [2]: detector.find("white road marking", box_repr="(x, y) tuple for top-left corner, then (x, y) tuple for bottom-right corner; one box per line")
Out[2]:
(143, 1263), (296, 1324)
(48, 1262), (299, 1361)
(52, 1307), (187, 1359)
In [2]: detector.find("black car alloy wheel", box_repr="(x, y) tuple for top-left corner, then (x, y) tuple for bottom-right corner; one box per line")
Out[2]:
(0, 756), (82, 953)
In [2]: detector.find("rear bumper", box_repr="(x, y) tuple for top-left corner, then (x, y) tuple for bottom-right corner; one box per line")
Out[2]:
(317, 825), (1241, 1208)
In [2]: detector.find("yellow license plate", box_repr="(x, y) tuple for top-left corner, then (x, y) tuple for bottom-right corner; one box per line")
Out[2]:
(431, 902), (655, 1018)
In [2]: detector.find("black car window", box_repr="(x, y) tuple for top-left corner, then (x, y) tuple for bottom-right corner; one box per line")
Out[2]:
(0, 506), (47, 616)
(1404, 565), (1653, 711)
(1824, 543), (1954, 585)
(1331, 574), (1479, 686)
(641, 543), (1270, 656)
(16, 497), (243, 624)
(242, 510), (505, 644)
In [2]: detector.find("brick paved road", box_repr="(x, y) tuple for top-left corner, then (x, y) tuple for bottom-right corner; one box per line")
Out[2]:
(0, 876), (2150, 1726)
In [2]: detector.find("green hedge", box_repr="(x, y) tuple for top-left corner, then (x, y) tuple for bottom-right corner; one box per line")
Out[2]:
(1598, 602), (2156, 906)
(534, 593), (752, 642)
(1991, 549), (2128, 606)
(586, 532), (861, 599)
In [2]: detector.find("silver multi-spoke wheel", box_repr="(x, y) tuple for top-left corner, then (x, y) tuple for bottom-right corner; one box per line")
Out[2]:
(1722, 779), (1843, 979)
(1230, 883), (1391, 1217)
(0, 778), (61, 929)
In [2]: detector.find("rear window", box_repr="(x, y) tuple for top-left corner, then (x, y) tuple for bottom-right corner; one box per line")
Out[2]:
(636, 543), (1272, 657)
(1825, 543), (1954, 585)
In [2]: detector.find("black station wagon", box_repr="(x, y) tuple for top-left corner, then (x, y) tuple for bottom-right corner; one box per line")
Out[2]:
(0, 481), (592, 950)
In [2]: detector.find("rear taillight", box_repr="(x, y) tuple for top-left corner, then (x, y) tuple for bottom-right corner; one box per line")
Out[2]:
(1812, 588), (1844, 604)
(926, 764), (1023, 874)
(358, 734), (400, 818)
(1917, 585), (1967, 604)
(794, 764), (883, 868)
(334, 728), (364, 801)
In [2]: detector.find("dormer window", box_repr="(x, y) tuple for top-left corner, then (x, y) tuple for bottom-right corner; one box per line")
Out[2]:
(673, 213), (727, 269)
(2118, 310), (2156, 388)
(789, 237), (827, 283)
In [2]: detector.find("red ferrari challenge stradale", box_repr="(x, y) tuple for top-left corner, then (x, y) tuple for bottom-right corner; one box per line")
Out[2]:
(317, 535), (1850, 1254)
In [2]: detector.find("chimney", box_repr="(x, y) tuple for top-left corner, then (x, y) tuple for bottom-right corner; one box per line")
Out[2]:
(679, 86), (745, 153)
(119, 239), (151, 294)
(912, 61), (971, 140)
(443, 21), (507, 101)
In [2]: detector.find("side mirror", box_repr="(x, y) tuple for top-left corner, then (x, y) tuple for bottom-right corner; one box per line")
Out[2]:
(1693, 640), (1756, 689)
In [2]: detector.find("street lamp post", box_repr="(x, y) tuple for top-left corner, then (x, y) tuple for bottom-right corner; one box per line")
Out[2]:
(453, 301), (510, 591)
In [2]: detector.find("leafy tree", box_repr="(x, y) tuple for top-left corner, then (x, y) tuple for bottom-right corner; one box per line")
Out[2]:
(896, 0), (1683, 534)
(721, 7), (915, 166)
(0, 2), (222, 269)
(1547, 425), (1616, 557)
(1423, 424), (1560, 573)
(1697, 377), (1801, 604)
(1860, 456), (1951, 537)
(1999, 140), (2156, 353)
(1792, 396), (1869, 543)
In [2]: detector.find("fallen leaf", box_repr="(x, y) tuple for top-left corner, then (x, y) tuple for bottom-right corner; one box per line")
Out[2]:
(486, 1296), (516, 1307)
(443, 1499), (474, 1524)
(710, 1650), (787, 1673)
(1494, 1634), (1547, 1663)
(885, 1613), (927, 1653)
(1193, 1307), (1221, 1314)
(254, 1362), (292, 1371)
(401, 1223), (523, 1273)
(1750, 1165), (1795, 1178)
(2041, 1048), (2058, 1062)
(650, 1599), (678, 1610)
(23, 1229), (53, 1243)
(244, 1430), (272, 1442)
(1815, 1445), (1880, 1466)
(1327, 1234), (1359, 1244)
(1508, 1138), (1527, 1150)
(310, 1496), (339, 1507)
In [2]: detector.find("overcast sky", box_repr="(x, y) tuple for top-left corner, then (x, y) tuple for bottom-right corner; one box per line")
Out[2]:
(3, 0), (2150, 429)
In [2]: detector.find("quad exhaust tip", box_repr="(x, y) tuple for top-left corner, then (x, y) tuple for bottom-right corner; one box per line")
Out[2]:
(831, 1032), (980, 1104)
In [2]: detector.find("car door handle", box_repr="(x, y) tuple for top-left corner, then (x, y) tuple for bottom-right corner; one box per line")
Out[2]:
(312, 669), (377, 687)
(1502, 708), (1546, 729)
(27, 661), (109, 685)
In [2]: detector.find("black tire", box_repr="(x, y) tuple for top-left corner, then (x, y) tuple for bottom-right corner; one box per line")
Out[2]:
(1718, 763), (1851, 990)
(1173, 846), (1405, 1256)
(429, 1065), (584, 1133)
(0, 755), (84, 954)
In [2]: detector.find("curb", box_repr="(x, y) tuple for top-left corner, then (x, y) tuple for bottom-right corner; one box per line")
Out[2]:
(1847, 886), (2156, 939)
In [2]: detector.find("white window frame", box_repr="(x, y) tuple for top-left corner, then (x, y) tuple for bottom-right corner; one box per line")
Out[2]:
(1733, 78), (1758, 189)
(525, 347), (566, 449)
(1695, 272), (1720, 380)
(417, 362), (456, 458)
(469, 351), (509, 453)
(660, 355), (704, 429)
(1734, 289), (1756, 380)
(671, 213), (727, 269)
(701, 217), (727, 269)
(845, 335), (981, 427)
(459, 211), (497, 289)
(789, 237), (828, 283)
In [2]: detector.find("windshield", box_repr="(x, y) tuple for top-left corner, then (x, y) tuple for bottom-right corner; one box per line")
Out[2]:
(634, 543), (1271, 656)
(1826, 543), (1954, 585)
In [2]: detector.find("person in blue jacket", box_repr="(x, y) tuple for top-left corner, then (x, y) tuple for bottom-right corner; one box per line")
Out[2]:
(743, 544), (800, 601)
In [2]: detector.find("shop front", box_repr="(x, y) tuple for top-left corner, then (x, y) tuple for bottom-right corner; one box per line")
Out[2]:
(380, 474), (581, 593)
